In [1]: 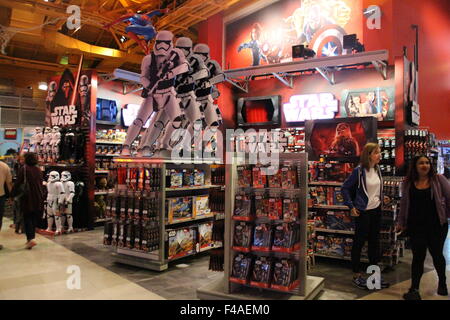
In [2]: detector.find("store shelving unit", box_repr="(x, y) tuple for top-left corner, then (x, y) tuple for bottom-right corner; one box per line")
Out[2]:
(197, 153), (324, 300)
(106, 157), (225, 272)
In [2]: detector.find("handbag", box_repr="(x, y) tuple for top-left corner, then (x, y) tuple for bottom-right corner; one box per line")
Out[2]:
(15, 166), (30, 200)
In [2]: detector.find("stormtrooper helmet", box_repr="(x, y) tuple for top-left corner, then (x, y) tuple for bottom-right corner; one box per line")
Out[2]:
(48, 171), (60, 182)
(61, 171), (72, 182)
(45, 127), (52, 135)
(46, 81), (57, 101)
(176, 37), (193, 58)
(154, 30), (173, 56)
(193, 43), (210, 62)
(52, 126), (60, 133)
(35, 127), (42, 134)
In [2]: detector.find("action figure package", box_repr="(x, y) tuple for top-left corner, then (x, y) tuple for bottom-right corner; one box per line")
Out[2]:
(251, 223), (272, 252)
(237, 165), (252, 188)
(182, 169), (194, 187)
(166, 197), (193, 223)
(111, 221), (119, 246)
(272, 222), (300, 252)
(119, 195), (127, 219)
(233, 194), (252, 220)
(315, 235), (328, 254)
(268, 197), (283, 220)
(252, 166), (267, 188)
(127, 194), (135, 219)
(326, 211), (354, 231)
(255, 194), (269, 218)
(198, 221), (214, 252)
(333, 187), (345, 205)
(315, 186), (327, 205)
(283, 198), (299, 222)
(281, 165), (297, 189)
(271, 259), (299, 291)
(193, 169), (205, 186)
(230, 254), (253, 284)
(103, 221), (114, 246)
(169, 169), (183, 188)
(250, 256), (273, 288)
(267, 169), (282, 188)
(167, 227), (197, 261)
(329, 236), (345, 257)
(313, 214), (326, 229)
(344, 238), (353, 257)
(194, 195), (210, 217)
(233, 222), (253, 251)
(128, 167), (139, 191)
(133, 220), (142, 250)
(117, 220), (127, 248)
(125, 220), (135, 249)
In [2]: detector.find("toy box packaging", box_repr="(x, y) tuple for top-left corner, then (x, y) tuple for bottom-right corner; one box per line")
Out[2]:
(252, 223), (272, 251)
(169, 169), (183, 188)
(252, 166), (267, 188)
(166, 197), (193, 223)
(283, 198), (299, 222)
(271, 259), (299, 290)
(182, 169), (194, 187)
(268, 169), (282, 188)
(230, 254), (253, 284)
(329, 236), (345, 256)
(167, 227), (197, 260)
(268, 197), (283, 220)
(233, 194), (252, 220)
(198, 221), (214, 252)
(237, 165), (252, 187)
(233, 222), (253, 251)
(255, 194), (269, 218)
(193, 169), (205, 186)
(250, 256), (273, 288)
(125, 221), (135, 249)
(272, 222), (299, 252)
(344, 238), (353, 257)
(315, 235), (328, 254)
(133, 220), (142, 250)
(194, 195), (210, 217)
(333, 187), (345, 205)
(281, 165), (297, 189)
(315, 186), (327, 205)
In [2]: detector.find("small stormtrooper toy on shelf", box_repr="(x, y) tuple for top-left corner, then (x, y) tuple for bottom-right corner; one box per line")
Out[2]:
(45, 171), (66, 235)
(60, 171), (75, 233)
(30, 127), (43, 154)
(41, 127), (53, 162)
(50, 126), (61, 163)
(121, 30), (189, 157)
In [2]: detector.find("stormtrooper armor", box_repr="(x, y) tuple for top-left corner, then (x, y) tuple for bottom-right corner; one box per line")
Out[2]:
(41, 127), (53, 162)
(193, 43), (225, 131)
(166, 37), (210, 151)
(60, 171), (75, 233)
(46, 81), (57, 103)
(46, 171), (66, 235)
(121, 30), (189, 157)
(30, 127), (43, 154)
(50, 126), (61, 162)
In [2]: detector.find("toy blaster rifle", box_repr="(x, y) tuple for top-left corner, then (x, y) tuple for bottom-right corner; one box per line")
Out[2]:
(141, 52), (177, 98)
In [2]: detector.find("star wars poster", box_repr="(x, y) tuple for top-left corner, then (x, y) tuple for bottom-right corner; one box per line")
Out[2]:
(45, 69), (92, 128)
(340, 87), (395, 121)
(225, 0), (362, 69)
(305, 117), (377, 161)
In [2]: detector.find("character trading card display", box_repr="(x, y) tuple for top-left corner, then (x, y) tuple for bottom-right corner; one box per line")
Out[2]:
(252, 223), (272, 251)
(233, 222), (253, 250)
(250, 256), (273, 288)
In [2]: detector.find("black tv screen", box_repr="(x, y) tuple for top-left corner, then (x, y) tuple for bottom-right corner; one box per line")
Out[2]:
(305, 117), (378, 161)
(237, 95), (281, 127)
(96, 98), (118, 123)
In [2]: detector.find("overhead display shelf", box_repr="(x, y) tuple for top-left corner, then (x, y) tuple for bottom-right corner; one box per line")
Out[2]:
(224, 50), (389, 92)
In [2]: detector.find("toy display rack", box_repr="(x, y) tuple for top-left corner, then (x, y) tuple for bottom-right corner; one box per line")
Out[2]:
(109, 156), (224, 272)
(197, 153), (324, 300)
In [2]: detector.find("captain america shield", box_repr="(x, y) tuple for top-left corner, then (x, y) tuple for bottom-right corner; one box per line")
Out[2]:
(310, 25), (346, 57)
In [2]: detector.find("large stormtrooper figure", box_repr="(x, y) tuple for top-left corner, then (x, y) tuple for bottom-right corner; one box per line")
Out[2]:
(121, 30), (189, 157)
(193, 44), (225, 131)
(41, 127), (53, 162)
(45, 171), (66, 235)
(60, 171), (75, 233)
(166, 37), (210, 152)
(50, 126), (61, 163)
(30, 127), (43, 154)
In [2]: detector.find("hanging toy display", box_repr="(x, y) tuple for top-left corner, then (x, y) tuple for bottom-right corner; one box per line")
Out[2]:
(121, 30), (189, 158)
(103, 9), (169, 55)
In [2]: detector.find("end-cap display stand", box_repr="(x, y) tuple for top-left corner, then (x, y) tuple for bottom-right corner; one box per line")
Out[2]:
(197, 153), (324, 300)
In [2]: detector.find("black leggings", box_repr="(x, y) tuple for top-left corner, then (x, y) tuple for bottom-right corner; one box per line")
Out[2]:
(23, 211), (38, 242)
(351, 207), (381, 273)
(409, 223), (448, 290)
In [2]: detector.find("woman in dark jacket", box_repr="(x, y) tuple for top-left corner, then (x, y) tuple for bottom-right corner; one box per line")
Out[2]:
(397, 155), (450, 300)
(11, 152), (45, 249)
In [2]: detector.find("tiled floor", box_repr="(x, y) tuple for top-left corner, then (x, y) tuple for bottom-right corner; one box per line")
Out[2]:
(1, 215), (449, 300)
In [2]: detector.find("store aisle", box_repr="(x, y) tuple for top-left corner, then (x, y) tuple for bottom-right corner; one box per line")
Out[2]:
(0, 219), (165, 300)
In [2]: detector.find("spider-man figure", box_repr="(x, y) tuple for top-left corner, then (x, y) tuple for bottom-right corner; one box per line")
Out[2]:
(103, 9), (169, 54)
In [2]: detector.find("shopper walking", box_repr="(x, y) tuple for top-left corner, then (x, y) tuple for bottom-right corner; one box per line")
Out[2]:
(11, 152), (45, 249)
(397, 155), (450, 300)
(0, 159), (13, 250)
(342, 142), (389, 289)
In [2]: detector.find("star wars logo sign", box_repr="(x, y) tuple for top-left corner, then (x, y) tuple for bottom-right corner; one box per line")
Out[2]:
(283, 93), (338, 122)
(50, 105), (78, 126)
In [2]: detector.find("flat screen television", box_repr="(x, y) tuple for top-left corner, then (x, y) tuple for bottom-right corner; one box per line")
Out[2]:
(96, 98), (118, 124)
(236, 95), (281, 127)
(305, 117), (378, 162)
(121, 103), (152, 128)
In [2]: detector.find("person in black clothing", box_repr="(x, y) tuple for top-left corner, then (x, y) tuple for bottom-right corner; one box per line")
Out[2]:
(397, 155), (450, 300)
